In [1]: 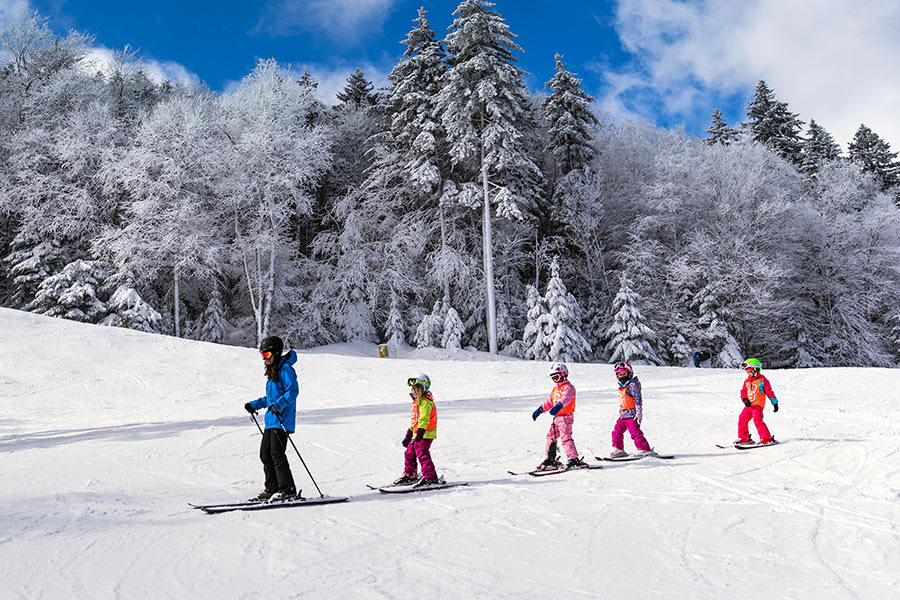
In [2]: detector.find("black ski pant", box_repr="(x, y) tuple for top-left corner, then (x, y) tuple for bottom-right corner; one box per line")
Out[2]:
(260, 428), (296, 494)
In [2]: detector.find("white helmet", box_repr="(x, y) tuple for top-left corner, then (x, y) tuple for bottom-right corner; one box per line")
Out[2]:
(549, 363), (568, 379)
(407, 373), (431, 391)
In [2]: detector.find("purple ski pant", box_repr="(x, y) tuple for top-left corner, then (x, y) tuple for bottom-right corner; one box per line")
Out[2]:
(545, 414), (579, 460)
(404, 438), (437, 479)
(611, 417), (651, 452)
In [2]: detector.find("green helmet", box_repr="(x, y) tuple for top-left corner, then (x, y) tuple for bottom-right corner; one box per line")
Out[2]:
(741, 358), (762, 371)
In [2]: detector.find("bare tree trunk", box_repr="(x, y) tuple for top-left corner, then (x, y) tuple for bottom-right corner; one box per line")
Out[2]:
(173, 268), (181, 338)
(480, 130), (498, 354)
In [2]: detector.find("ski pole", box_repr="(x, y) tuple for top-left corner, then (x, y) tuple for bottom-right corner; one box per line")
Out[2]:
(249, 411), (265, 435)
(272, 411), (325, 498)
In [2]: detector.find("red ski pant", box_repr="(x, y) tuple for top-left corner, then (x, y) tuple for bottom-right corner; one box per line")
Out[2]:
(738, 405), (772, 441)
(611, 417), (651, 452)
(404, 438), (437, 479)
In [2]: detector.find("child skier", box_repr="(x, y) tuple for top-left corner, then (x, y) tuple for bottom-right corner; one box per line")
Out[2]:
(394, 374), (440, 487)
(532, 363), (587, 470)
(609, 362), (654, 458)
(736, 358), (779, 445)
(243, 335), (299, 502)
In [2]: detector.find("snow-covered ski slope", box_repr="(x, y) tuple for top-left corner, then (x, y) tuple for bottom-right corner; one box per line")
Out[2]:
(1, 307), (898, 599)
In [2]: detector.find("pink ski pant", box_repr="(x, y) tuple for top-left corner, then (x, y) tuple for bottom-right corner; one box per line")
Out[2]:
(611, 417), (651, 451)
(545, 414), (579, 460)
(404, 438), (437, 479)
(738, 405), (772, 440)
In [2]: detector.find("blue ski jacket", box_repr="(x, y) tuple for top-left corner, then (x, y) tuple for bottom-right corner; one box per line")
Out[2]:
(248, 350), (298, 432)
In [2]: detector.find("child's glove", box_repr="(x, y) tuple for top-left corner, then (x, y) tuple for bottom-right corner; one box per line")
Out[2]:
(772, 398), (779, 412)
(742, 398), (752, 407)
(402, 430), (413, 447)
(414, 428), (425, 442)
(532, 407), (543, 420)
(549, 402), (564, 416)
(635, 407), (643, 425)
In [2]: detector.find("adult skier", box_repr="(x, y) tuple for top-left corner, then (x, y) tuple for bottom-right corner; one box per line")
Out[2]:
(244, 336), (299, 501)
(609, 362), (654, 458)
(394, 374), (440, 487)
(735, 358), (778, 445)
(532, 363), (587, 470)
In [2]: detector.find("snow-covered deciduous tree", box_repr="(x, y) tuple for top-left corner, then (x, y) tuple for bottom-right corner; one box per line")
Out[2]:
(26, 259), (108, 322)
(605, 274), (661, 365)
(220, 59), (331, 343)
(704, 108), (739, 146)
(98, 93), (223, 338)
(435, 0), (543, 352)
(542, 257), (591, 362)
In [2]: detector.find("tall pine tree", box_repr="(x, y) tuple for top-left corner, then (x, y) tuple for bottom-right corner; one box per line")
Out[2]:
(743, 80), (803, 165)
(848, 124), (900, 193)
(705, 108), (739, 145)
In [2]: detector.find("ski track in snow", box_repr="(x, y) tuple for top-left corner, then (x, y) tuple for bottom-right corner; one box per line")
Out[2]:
(1, 308), (899, 598)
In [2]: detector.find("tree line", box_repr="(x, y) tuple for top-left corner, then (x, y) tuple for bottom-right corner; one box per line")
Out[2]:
(1, 1), (898, 368)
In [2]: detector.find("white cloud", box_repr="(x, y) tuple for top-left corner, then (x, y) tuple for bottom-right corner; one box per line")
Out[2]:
(606, 0), (900, 149)
(82, 47), (200, 87)
(0, 0), (29, 16)
(254, 0), (398, 42)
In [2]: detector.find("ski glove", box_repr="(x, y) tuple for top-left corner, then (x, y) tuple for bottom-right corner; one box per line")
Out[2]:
(268, 405), (281, 417)
(742, 398), (752, 407)
(402, 430), (413, 448)
(532, 407), (543, 421)
(549, 402), (564, 416)
(635, 407), (643, 426)
(414, 428), (425, 442)
(772, 399), (779, 413)
(244, 403), (256, 415)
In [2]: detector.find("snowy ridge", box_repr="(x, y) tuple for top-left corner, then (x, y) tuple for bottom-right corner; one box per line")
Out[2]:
(1, 308), (899, 598)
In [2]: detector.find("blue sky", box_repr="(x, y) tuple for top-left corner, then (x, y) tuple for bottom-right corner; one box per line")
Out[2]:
(11, 0), (900, 148)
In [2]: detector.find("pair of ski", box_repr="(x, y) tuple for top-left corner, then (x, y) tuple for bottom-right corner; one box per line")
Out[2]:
(366, 477), (469, 494)
(716, 439), (780, 450)
(509, 452), (675, 477)
(191, 493), (349, 514)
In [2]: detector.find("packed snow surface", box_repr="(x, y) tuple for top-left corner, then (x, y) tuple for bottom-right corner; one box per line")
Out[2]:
(1, 307), (899, 599)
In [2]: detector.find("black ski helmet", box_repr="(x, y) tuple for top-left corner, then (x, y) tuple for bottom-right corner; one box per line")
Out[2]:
(259, 336), (283, 357)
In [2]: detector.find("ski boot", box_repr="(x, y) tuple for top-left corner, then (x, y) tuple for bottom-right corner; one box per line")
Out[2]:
(537, 442), (563, 471)
(414, 475), (445, 488)
(393, 473), (419, 486)
(634, 449), (656, 457)
(758, 437), (776, 445)
(251, 490), (275, 502)
(566, 457), (589, 469)
(270, 489), (298, 502)
(734, 436), (754, 445)
(609, 448), (629, 459)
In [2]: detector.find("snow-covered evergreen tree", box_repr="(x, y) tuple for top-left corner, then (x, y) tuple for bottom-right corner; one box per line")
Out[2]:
(693, 284), (742, 367)
(442, 303), (464, 349)
(435, 0), (544, 352)
(541, 53), (598, 177)
(26, 259), (108, 322)
(848, 124), (900, 193)
(384, 289), (407, 352)
(743, 80), (803, 165)
(102, 283), (162, 333)
(704, 108), (739, 145)
(522, 284), (550, 360)
(336, 69), (379, 110)
(198, 286), (227, 343)
(800, 119), (841, 176)
(415, 299), (445, 348)
(605, 275), (661, 365)
(542, 257), (591, 362)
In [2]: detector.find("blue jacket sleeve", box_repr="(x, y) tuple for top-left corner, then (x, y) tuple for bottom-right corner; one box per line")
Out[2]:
(248, 397), (266, 411)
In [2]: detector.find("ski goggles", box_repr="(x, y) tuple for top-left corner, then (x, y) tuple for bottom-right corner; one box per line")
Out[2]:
(260, 351), (273, 359)
(550, 373), (564, 381)
(407, 378), (423, 387)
